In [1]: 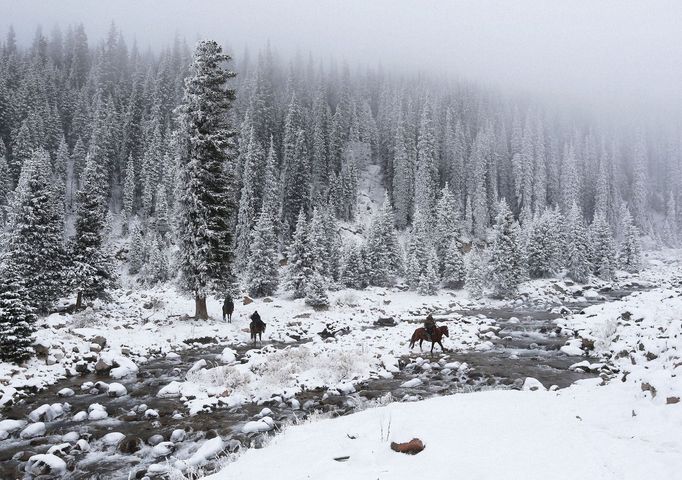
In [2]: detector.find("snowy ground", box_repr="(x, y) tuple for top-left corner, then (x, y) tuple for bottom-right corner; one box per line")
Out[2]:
(209, 379), (681, 480)
(0, 281), (491, 408)
(1, 249), (680, 478)
(208, 249), (682, 479)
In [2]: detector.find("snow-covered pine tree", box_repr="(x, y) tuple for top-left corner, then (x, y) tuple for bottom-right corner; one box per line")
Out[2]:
(488, 199), (523, 298)
(155, 185), (170, 238)
(305, 271), (329, 308)
(465, 246), (488, 299)
(146, 235), (170, 284)
(246, 210), (279, 297)
(392, 110), (413, 229)
(418, 247), (439, 295)
(122, 154), (135, 234)
(442, 237), (465, 289)
(71, 147), (117, 308)
(619, 208), (642, 273)
(176, 40), (237, 319)
(285, 211), (313, 297)
(565, 202), (592, 283)
(128, 222), (145, 275)
(0, 266), (37, 363)
(526, 208), (563, 278)
(434, 185), (462, 276)
(0, 144), (12, 225)
(339, 147), (358, 221)
(590, 211), (617, 281)
(260, 136), (281, 234)
(340, 242), (369, 289)
(661, 190), (678, 246)
(414, 102), (437, 217)
(4, 148), (66, 313)
(405, 209), (432, 288)
(234, 128), (263, 269)
(365, 193), (402, 286)
(631, 134), (648, 230)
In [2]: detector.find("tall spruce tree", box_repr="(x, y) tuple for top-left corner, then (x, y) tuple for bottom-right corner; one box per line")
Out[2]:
(619, 208), (642, 273)
(71, 149), (117, 308)
(590, 211), (617, 281)
(246, 210), (279, 297)
(285, 211), (313, 298)
(4, 148), (66, 313)
(0, 266), (37, 363)
(488, 199), (523, 298)
(565, 202), (592, 283)
(176, 40), (237, 319)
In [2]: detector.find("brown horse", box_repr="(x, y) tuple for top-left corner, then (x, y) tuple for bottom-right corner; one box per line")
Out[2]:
(250, 321), (266, 345)
(409, 325), (449, 354)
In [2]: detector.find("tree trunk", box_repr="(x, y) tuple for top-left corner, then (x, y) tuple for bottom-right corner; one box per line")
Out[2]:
(75, 291), (83, 310)
(195, 295), (208, 320)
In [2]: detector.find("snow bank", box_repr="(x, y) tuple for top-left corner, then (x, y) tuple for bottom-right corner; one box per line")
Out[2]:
(210, 382), (682, 480)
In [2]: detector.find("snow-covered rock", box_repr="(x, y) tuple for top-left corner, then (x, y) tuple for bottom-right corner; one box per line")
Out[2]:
(57, 387), (75, 397)
(0, 419), (26, 433)
(522, 377), (547, 392)
(20, 422), (46, 439)
(88, 403), (108, 420)
(102, 432), (126, 446)
(242, 417), (275, 433)
(400, 378), (423, 388)
(25, 454), (66, 476)
(107, 382), (128, 397)
(221, 347), (237, 363)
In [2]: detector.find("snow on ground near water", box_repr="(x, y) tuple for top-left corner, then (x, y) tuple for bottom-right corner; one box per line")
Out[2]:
(208, 249), (682, 479)
(209, 379), (681, 480)
(0, 275), (489, 403)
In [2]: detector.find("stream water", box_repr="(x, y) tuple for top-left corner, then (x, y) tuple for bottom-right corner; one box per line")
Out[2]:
(0, 288), (637, 479)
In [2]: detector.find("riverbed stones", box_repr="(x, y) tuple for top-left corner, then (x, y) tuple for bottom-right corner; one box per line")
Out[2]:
(170, 429), (186, 442)
(20, 422), (46, 439)
(119, 435), (143, 453)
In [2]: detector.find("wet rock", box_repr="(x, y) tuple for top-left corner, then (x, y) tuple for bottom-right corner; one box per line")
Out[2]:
(47, 442), (72, 456)
(170, 429), (186, 443)
(152, 441), (175, 457)
(243, 296), (253, 305)
(205, 429), (219, 439)
(262, 297), (273, 303)
(34, 341), (51, 356)
(102, 432), (126, 446)
(119, 435), (143, 454)
(375, 316), (396, 327)
(57, 387), (75, 397)
(13, 450), (36, 461)
(226, 438), (241, 453)
(95, 357), (113, 373)
(144, 408), (160, 419)
(666, 396), (680, 405)
(148, 434), (164, 446)
(641, 382), (657, 398)
(73, 439), (90, 453)
(390, 438), (425, 455)
(90, 343), (102, 353)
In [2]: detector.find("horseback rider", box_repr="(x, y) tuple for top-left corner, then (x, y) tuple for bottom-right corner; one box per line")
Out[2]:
(250, 310), (265, 330)
(223, 293), (234, 322)
(424, 313), (437, 340)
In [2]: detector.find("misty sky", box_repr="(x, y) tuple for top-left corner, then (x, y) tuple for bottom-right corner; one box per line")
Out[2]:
(2, 0), (681, 122)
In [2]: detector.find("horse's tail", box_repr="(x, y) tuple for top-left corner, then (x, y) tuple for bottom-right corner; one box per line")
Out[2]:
(409, 330), (419, 349)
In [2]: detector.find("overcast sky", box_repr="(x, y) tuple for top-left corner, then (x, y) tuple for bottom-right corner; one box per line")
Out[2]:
(2, 0), (681, 122)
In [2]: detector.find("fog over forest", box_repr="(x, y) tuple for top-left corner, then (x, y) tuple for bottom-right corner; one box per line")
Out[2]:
(3, 0), (682, 124)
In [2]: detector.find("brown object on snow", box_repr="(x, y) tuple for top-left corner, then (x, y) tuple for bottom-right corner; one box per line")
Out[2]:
(390, 438), (425, 455)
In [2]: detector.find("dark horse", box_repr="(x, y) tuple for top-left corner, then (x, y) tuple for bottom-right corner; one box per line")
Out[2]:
(409, 325), (449, 354)
(222, 296), (235, 323)
(250, 320), (266, 345)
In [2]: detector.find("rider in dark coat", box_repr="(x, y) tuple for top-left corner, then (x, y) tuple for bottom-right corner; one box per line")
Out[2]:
(223, 294), (234, 321)
(250, 310), (264, 329)
(424, 313), (437, 340)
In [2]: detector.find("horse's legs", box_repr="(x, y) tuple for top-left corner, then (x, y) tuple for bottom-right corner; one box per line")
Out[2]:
(438, 341), (446, 352)
(419, 339), (423, 351)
